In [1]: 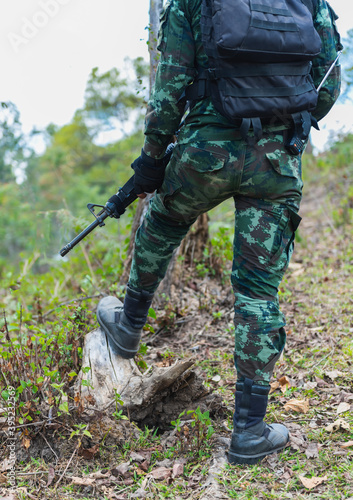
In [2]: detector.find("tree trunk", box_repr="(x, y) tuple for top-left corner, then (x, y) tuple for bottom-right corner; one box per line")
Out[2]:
(148, 0), (164, 91)
(120, 0), (164, 284)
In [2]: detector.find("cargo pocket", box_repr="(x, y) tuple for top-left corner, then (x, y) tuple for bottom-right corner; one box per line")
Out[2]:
(265, 150), (302, 179)
(156, 144), (228, 222)
(180, 145), (227, 173)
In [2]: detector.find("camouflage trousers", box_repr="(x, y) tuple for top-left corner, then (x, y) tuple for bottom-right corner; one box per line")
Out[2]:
(128, 130), (303, 385)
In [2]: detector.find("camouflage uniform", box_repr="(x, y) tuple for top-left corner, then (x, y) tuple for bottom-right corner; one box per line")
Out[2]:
(128, 0), (341, 385)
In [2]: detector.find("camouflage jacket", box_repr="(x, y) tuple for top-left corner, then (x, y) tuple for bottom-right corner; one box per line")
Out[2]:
(144, 0), (342, 158)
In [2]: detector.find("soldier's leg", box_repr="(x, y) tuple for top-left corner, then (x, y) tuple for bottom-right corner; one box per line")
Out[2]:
(97, 141), (239, 358)
(228, 131), (303, 464)
(232, 199), (301, 385)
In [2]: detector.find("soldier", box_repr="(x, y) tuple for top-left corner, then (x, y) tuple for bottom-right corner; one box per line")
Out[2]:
(97, 0), (342, 464)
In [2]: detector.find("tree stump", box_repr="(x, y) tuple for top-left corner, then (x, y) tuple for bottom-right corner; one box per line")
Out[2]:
(75, 328), (219, 429)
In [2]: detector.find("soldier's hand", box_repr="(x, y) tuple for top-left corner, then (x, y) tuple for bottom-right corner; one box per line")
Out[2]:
(131, 149), (166, 195)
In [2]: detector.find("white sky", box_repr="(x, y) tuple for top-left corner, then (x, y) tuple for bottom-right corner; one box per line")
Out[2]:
(1, 0), (352, 152)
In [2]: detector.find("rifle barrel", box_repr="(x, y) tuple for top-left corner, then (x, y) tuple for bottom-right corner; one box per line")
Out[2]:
(59, 210), (109, 257)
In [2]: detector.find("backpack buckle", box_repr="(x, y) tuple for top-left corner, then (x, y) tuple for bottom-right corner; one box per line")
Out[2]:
(207, 68), (218, 80)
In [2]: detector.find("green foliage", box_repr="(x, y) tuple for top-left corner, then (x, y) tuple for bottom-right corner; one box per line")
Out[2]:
(1, 59), (146, 272)
(187, 407), (215, 449)
(171, 407), (215, 455)
(0, 300), (90, 420)
(194, 225), (233, 280)
(0, 184), (40, 268)
(302, 133), (353, 229)
(83, 58), (148, 132)
(0, 102), (28, 183)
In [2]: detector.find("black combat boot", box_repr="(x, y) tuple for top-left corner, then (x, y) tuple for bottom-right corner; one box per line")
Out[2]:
(228, 378), (289, 465)
(97, 286), (154, 359)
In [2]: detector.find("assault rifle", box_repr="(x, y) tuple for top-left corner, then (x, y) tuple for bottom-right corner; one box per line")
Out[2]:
(59, 144), (175, 257)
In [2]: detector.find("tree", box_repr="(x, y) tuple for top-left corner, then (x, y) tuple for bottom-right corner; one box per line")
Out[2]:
(148, 0), (164, 91)
(83, 59), (149, 137)
(0, 102), (26, 183)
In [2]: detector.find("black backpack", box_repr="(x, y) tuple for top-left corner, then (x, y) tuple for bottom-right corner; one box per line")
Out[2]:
(186, 0), (321, 140)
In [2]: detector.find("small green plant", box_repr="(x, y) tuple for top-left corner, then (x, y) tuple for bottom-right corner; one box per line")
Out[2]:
(187, 407), (215, 451)
(69, 423), (92, 442)
(171, 411), (186, 433)
(0, 303), (89, 422)
(171, 407), (215, 454)
(212, 310), (223, 321)
(196, 262), (211, 278)
(135, 342), (148, 371)
(112, 390), (128, 422)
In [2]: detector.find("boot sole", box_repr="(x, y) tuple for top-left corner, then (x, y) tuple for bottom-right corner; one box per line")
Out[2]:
(97, 309), (138, 359)
(228, 440), (289, 465)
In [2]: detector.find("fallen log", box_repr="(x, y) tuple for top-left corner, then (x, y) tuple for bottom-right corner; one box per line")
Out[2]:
(75, 328), (219, 428)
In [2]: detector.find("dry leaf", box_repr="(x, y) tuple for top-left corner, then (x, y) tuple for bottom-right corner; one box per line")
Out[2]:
(340, 441), (353, 448)
(0, 459), (12, 472)
(89, 470), (110, 480)
(270, 381), (280, 394)
(71, 476), (95, 486)
(22, 437), (31, 449)
(325, 419), (350, 433)
(305, 442), (319, 459)
(129, 488), (147, 499)
(299, 475), (327, 490)
(336, 402), (350, 415)
(111, 462), (131, 478)
(0, 473), (8, 484)
(139, 460), (149, 472)
(47, 466), (55, 487)
(172, 462), (184, 478)
(325, 370), (344, 381)
(130, 452), (145, 463)
(78, 443), (100, 460)
(284, 399), (309, 414)
(288, 432), (307, 452)
(288, 262), (303, 271)
(149, 467), (172, 481)
(303, 381), (317, 390)
(278, 376), (291, 393)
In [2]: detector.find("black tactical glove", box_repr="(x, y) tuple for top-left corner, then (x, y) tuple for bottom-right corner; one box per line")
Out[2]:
(131, 149), (168, 195)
